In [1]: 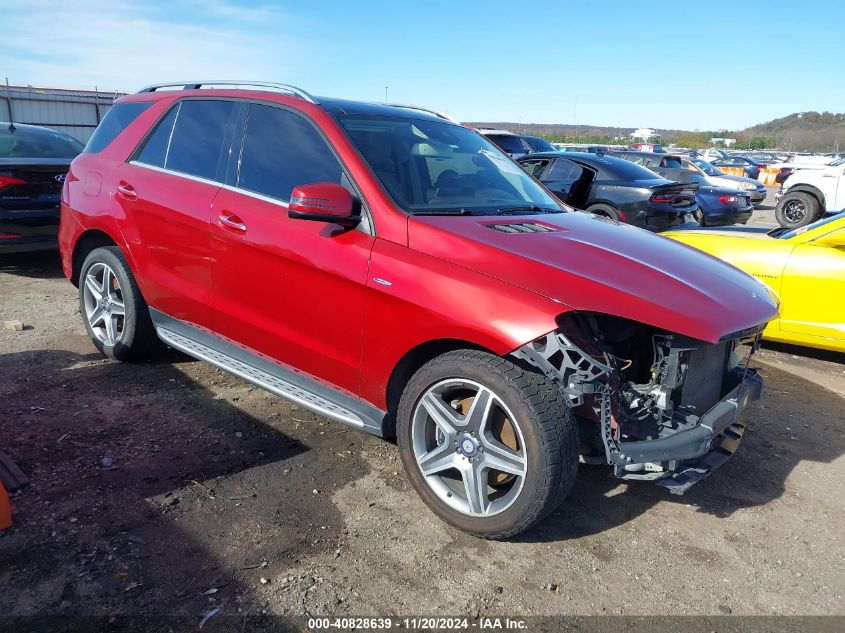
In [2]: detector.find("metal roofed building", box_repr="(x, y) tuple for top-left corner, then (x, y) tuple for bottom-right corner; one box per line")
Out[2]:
(1, 84), (127, 143)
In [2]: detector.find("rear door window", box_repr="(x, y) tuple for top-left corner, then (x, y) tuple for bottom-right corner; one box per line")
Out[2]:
(546, 158), (581, 181)
(520, 159), (550, 178)
(135, 99), (237, 182)
(236, 104), (343, 202)
(84, 102), (153, 153)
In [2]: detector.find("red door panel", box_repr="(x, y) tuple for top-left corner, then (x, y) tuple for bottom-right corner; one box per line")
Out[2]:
(115, 163), (218, 327)
(210, 187), (374, 395)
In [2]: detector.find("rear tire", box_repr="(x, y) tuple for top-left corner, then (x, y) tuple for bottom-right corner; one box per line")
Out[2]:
(775, 191), (820, 229)
(396, 350), (578, 539)
(587, 203), (622, 222)
(79, 246), (157, 361)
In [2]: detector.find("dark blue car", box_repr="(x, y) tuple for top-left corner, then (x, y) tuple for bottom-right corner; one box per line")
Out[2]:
(653, 167), (753, 226)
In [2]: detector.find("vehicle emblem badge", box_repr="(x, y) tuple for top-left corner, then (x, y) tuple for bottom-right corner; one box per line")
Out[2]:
(54, 173), (67, 183)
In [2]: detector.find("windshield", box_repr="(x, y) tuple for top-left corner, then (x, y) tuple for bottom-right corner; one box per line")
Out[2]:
(775, 211), (845, 240)
(0, 125), (84, 158)
(483, 134), (525, 155)
(690, 158), (722, 176)
(523, 136), (555, 152)
(337, 116), (561, 215)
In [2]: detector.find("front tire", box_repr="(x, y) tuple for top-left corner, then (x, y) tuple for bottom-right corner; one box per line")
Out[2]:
(79, 246), (157, 361)
(396, 350), (578, 539)
(775, 191), (820, 229)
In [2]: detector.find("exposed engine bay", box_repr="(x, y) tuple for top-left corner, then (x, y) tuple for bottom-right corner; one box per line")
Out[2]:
(513, 312), (764, 493)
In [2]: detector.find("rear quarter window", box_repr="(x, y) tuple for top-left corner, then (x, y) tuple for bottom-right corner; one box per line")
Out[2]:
(599, 157), (663, 180)
(84, 102), (154, 154)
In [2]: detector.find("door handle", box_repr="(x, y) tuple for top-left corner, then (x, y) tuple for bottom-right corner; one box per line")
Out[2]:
(116, 181), (137, 200)
(218, 212), (247, 234)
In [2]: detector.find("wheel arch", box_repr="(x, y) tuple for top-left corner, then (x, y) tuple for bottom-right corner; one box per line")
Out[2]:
(383, 338), (496, 437)
(784, 184), (826, 210)
(71, 229), (132, 287)
(586, 199), (619, 212)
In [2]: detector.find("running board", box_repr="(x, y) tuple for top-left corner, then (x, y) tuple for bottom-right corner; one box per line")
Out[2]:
(150, 309), (386, 436)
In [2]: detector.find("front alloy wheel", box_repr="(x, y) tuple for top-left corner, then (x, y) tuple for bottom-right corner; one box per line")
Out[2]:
(411, 379), (527, 517)
(397, 350), (578, 539)
(775, 191), (820, 229)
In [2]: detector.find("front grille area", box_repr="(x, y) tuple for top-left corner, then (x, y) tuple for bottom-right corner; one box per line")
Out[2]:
(679, 342), (729, 415)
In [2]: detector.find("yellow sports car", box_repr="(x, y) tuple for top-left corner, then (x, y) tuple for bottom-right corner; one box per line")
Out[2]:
(667, 212), (845, 353)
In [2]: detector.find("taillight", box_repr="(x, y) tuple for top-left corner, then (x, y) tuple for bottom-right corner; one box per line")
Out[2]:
(719, 194), (738, 204)
(0, 176), (27, 190)
(650, 192), (675, 203)
(0, 233), (22, 239)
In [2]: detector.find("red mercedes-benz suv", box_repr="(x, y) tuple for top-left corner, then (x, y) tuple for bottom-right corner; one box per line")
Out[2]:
(59, 81), (777, 538)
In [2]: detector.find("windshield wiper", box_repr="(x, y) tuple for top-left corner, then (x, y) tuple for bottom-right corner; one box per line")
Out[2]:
(496, 206), (561, 215)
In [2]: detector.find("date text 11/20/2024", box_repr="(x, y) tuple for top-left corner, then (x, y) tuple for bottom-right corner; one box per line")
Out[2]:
(307, 617), (528, 629)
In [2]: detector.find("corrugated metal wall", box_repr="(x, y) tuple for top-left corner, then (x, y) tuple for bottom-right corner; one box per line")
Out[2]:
(1, 86), (124, 143)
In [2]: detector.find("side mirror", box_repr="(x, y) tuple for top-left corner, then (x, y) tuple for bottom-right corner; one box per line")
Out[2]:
(288, 183), (360, 227)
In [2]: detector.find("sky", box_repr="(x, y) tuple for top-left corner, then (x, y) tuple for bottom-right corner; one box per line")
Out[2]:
(1, 0), (842, 131)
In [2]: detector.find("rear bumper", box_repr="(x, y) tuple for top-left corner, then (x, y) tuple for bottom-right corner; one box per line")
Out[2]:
(616, 368), (763, 493)
(0, 211), (59, 253)
(703, 206), (754, 226)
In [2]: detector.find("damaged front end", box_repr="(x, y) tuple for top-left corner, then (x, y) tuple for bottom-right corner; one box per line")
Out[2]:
(512, 313), (764, 494)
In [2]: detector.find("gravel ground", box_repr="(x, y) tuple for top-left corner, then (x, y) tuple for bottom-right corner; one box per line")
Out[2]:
(1, 193), (843, 623)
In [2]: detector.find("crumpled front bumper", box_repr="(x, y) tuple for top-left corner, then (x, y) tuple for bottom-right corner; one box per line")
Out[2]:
(616, 368), (763, 494)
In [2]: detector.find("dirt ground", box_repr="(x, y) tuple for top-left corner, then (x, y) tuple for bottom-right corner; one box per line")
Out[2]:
(1, 192), (843, 624)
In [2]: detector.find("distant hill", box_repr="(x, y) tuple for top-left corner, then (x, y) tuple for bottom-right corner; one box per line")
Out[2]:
(468, 111), (845, 152)
(741, 112), (845, 152)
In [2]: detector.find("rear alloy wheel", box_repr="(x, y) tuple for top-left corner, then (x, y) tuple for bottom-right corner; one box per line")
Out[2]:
(397, 350), (578, 539)
(775, 191), (820, 229)
(79, 246), (157, 361)
(587, 203), (622, 222)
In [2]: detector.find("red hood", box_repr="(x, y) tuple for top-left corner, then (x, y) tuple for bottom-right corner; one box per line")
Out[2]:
(408, 212), (778, 344)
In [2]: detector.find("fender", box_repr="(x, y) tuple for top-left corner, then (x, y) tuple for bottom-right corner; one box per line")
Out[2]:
(359, 238), (565, 409)
(60, 174), (141, 287)
(784, 183), (827, 210)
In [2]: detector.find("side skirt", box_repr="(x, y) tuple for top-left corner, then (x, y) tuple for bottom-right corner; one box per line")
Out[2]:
(149, 309), (387, 437)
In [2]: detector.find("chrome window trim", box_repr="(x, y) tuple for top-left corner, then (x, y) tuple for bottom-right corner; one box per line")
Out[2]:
(126, 160), (378, 234)
(222, 183), (289, 208)
(129, 160), (220, 188)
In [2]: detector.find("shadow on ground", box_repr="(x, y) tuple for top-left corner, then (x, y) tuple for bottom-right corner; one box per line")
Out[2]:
(0, 250), (65, 280)
(0, 347), (366, 620)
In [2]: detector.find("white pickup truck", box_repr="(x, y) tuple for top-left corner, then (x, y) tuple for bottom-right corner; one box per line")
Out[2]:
(775, 156), (845, 227)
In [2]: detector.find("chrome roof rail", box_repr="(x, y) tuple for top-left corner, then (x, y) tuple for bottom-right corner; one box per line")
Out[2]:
(384, 103), (460, 124)
(136, 81), (318, 104)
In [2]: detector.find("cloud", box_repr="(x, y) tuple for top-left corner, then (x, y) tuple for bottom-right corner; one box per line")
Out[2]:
(0, 0), (311, 92)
